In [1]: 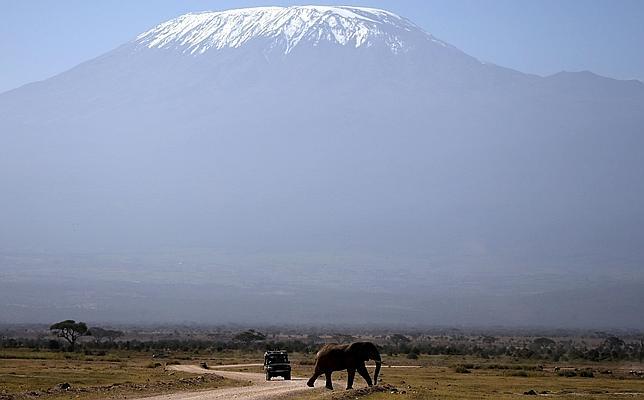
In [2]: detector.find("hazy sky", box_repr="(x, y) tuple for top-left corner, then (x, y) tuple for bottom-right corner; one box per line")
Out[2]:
(1, 0), (643, 93)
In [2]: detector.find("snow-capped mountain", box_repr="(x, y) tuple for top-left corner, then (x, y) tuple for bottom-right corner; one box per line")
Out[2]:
(1, 6), (644, 327)
(135, 6), (443, 55)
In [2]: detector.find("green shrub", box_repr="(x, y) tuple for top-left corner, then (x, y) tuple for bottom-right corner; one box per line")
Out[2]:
(454, 365), (471, 373)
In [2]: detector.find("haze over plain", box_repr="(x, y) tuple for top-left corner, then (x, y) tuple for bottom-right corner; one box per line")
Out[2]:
(1, 4), (643, 328)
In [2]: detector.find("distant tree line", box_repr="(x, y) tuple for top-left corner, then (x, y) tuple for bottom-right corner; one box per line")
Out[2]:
(0, 336), (312, 354)
(379, 334), (644, 363)
(1, 323), (312, 354)
(1, 322), (643, 363)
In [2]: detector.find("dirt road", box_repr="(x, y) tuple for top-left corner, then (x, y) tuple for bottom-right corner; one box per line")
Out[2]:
(132, 363), (413, 400)
(135, 364), (313, 400)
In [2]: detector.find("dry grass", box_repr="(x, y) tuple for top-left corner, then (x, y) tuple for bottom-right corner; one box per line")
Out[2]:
(284, 354), (644, 400)
(351, 356), (644, 400)
(0, 349), (243, 400)
(1, 349), (643, 400)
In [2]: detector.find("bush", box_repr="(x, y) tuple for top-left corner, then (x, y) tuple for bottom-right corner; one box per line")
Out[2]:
(558, 370), (577, 377)
(579, 369), (594, 378)
(48, 340), (61, 350)
(454, 365), (471, 373)
(507, 370), (529, 377)
(406, 352), (419, 359)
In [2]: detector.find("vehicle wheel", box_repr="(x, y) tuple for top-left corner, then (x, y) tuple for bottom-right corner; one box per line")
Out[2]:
(284, 372), (291, 380)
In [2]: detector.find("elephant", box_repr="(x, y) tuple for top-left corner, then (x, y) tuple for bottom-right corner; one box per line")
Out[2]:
(306, 341), (382, 390)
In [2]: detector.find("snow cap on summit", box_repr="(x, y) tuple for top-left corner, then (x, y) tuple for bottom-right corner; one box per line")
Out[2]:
(135, 5), (444, 55)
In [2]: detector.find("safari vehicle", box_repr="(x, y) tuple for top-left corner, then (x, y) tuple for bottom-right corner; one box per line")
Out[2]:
(264, 350), (291, 380)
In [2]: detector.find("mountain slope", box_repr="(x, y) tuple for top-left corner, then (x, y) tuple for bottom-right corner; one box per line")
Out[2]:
(1, 6), (643, 327)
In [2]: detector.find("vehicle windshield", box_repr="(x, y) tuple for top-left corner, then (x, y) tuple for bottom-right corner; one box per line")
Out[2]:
(266, 354), (288, 363)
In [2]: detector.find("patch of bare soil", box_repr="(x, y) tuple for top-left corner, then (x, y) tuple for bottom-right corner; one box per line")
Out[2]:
(330, 384), (401, 400)
(2, 373), (226, 400)
(136, 365), (310, 399)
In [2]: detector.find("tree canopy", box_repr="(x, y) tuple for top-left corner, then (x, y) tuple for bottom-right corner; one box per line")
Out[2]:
(88, 327), (123, 343)
(50, 320), (89, 351)
(233, 329), (266, 344)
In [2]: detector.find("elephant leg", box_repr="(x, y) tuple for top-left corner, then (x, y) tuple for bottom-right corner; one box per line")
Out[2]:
(324, 371), (334, 390)
(357, 364), (373, 387)
(307, 368), (323, 387)
(347, 368), (356, 390)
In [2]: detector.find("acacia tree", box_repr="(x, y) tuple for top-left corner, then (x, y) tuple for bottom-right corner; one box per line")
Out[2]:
(233, 330), (266, 346)
(88, 327), (123, 344)
(600, 336), (626, 360)
(531, 337), (556, 355)
(389, 333), (411, 353)
(50, 320), (89, 351)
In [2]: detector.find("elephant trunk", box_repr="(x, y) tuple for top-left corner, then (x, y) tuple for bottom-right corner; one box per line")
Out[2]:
(373, 359), (382, 385)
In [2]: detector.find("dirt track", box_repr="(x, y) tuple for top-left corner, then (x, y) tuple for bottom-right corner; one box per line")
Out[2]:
(132, 363), (412, 400)
(134, 364), (312, 400)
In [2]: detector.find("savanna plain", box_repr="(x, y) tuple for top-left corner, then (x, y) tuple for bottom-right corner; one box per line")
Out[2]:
(1, 326), (643, 400)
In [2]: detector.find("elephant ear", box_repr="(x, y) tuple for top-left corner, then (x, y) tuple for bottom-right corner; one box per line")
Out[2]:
(348, 342), (370, 360)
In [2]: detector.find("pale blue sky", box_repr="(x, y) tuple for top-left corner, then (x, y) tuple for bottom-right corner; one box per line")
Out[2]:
(2, 0), (643, 93)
